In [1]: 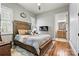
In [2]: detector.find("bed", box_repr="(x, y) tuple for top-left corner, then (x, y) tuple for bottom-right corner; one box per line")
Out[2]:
(0, 36), (2, 41)
(13, 21), (52, 56)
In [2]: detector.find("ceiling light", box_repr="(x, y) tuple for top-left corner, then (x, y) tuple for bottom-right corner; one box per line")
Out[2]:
(37, 3), (40, 6)
(37, 3), (41, 10)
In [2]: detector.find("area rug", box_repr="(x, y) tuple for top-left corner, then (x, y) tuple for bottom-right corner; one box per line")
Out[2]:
(11, 46), (34, 56)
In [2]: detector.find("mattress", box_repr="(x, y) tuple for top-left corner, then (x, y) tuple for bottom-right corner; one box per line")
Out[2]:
(15, 34), (51, 55)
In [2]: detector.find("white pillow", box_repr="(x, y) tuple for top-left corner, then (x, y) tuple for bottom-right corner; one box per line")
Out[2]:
(18, 29), (28, 35)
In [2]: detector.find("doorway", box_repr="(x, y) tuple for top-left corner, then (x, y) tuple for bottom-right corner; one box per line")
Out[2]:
(54, 12), (68, 41)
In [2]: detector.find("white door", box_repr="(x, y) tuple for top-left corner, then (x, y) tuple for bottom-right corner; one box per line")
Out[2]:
(69, 3), (78, 55)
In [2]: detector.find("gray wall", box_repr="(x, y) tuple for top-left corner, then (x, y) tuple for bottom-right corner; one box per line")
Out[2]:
(2, 3), (35, 22)
(36, 6), (68, 39)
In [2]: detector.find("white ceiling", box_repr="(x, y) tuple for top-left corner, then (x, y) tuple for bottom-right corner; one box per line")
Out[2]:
(19, 3), (68, 15)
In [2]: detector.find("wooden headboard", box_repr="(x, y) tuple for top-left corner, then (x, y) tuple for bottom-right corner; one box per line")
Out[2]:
(13, 20), (31, 40)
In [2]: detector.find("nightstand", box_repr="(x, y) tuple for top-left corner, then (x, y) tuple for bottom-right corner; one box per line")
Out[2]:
(0, 41), (11, 56)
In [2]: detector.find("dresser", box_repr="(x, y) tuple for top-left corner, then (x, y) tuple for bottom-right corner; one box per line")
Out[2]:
(0, 42), (11, 56)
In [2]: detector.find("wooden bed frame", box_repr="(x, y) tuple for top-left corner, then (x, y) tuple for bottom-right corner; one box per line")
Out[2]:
(13, 20), (52, 56)
(0, 35), (2, 41)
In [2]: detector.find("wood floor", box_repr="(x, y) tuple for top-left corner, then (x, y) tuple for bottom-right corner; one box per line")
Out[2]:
(44, 40), (75, 56)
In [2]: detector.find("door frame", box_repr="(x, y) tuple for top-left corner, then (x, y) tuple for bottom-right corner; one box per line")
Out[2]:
(54, 12), (69, 40)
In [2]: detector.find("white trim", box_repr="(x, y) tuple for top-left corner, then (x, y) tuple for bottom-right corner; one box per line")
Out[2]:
(78, 49), (79, 53)
(69, 41), (78, 56)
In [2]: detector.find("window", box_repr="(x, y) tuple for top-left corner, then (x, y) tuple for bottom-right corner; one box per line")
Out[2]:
(1, 6), (13, 34)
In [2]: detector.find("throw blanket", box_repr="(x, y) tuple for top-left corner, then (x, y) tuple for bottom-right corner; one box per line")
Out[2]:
(15, 34), (51, 55)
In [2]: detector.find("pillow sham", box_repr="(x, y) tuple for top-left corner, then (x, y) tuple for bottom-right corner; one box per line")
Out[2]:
(18, 29), (27, 35)
(26, 30), (31, 35)
(18, 29), (31, 35)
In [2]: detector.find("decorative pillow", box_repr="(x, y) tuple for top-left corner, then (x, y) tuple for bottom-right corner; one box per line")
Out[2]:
(26, 30), (31, 35)
(18, 29), (31, 35)
(18, 29), (27, 35)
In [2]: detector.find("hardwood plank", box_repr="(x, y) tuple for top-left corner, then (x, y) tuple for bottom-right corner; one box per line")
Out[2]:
(44, 41), (75, 56)
(57, 31), (66, 38)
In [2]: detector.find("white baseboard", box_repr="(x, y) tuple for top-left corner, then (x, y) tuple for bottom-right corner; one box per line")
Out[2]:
(77, 49), (79, 53)
(69, 41), (78, 56)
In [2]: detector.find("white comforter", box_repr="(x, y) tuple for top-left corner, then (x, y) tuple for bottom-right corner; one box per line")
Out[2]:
(15, 34), (51, 55)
